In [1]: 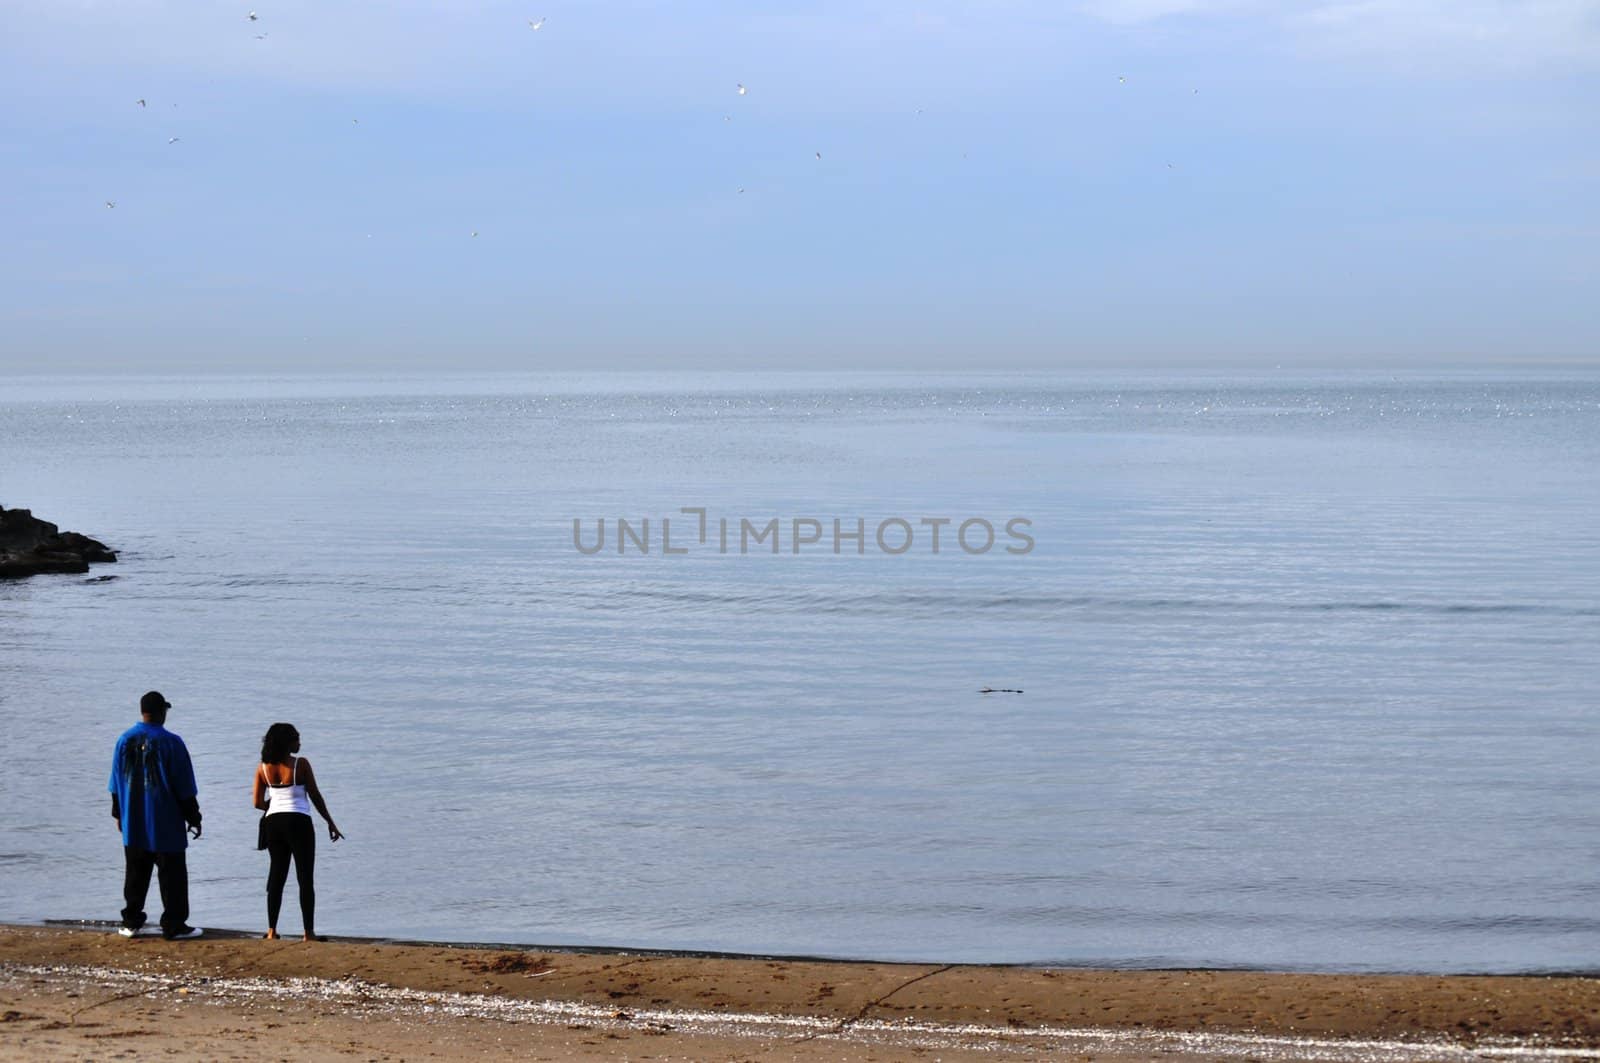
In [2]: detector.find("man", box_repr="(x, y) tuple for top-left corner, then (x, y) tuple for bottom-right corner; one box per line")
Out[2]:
(109, 691), (203, 940)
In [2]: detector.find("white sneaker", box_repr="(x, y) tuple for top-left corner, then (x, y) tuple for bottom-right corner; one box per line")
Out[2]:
(117, 925), (160, 938)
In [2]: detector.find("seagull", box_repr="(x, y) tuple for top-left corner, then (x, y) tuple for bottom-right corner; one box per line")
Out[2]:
(814, 151), (821, 160)
(737, 187), (744, 194)
(736, 83), (747, 95)
(247, 11), (258, 20)
(1118, 75), (1127, 83)
(723, 115), (731, 121)
(136, 99), (146, 108)
(352, 118), (360, 124)
(105, 200), (116, 209)
(471, 230), (479, 237)
(528, 17), (545, 30)
(254, 32), (268, 39)
(168, 137), (181, 144)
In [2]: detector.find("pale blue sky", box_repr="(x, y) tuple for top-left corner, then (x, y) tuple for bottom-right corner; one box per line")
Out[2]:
(2, 1), (1597, 371)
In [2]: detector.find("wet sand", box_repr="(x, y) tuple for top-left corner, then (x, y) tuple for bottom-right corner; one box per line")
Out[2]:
(2, 924), (1596, 1061)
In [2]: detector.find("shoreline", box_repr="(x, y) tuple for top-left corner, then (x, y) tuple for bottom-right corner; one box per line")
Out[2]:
(4, 924), (1598, 1061)
(29, 919), (1600, 979)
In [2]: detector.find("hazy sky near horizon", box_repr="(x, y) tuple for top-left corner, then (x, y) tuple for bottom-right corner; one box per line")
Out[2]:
(3, 1), (1597, 373)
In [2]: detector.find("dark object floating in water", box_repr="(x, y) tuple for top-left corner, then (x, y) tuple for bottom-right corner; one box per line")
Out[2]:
(0, 505), (117, 579)
(979, 687), (1023, 694)
(84, 574), (120, 584)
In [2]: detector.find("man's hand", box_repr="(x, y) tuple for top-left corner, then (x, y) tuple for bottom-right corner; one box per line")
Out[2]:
(188, 823), (202, 840)
(179, 797), (202, 841)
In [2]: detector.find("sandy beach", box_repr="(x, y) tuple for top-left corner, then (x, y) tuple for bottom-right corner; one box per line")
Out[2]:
(2, 924), (1596, 1061)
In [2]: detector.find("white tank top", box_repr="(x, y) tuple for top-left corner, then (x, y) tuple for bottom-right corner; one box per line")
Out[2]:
(262, 757), (313, 816)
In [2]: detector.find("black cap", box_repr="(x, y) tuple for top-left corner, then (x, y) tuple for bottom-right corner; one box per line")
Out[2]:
(140, 691), (171, 714)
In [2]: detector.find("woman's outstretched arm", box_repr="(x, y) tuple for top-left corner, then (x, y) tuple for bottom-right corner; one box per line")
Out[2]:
(298, 759), (344, 841)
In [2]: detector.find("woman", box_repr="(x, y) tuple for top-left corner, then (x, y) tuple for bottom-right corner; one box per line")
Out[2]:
(252, 723), (343, 940)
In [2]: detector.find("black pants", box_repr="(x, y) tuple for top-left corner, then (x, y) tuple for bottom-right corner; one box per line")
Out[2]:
(122, 848), (189, 934)
(264, 812), (316, 933)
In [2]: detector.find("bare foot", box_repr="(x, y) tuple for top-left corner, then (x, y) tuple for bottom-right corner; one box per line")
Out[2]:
(264, 929), (280, 940)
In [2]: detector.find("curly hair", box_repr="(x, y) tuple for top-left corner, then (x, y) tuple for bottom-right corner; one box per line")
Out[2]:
(260, 722), (300, 764)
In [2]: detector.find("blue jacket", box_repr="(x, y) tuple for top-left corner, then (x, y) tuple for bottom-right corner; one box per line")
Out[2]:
(109, 722), (200, 852)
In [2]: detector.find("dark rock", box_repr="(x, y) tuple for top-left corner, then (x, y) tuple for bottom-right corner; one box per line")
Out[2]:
(0, 506), (118, 579)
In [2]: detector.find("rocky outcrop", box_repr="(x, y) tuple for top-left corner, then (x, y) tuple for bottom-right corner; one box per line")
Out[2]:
(0, 506), (117, 579)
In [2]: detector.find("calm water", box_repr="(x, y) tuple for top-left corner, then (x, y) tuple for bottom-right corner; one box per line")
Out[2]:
(2, 370), (1597, 972)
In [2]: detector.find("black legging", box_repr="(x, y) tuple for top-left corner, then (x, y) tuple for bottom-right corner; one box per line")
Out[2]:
(264, 812), (316, 934)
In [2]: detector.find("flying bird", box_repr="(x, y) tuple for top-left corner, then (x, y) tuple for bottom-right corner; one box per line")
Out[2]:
(168, 137), (181, 144)
(105, 200), (116, 209)
(528, 17), (545, 29)
(736, 83), (747, 95)
(136, 99), (146, 108)
(737, 187), (745, 194)
(815, 151), (821, 160)
(1118, 75), (1127, 83)
(471, 230), (479, 237)
(247, 11), (258, 20)
(254, 32), (268, 39)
